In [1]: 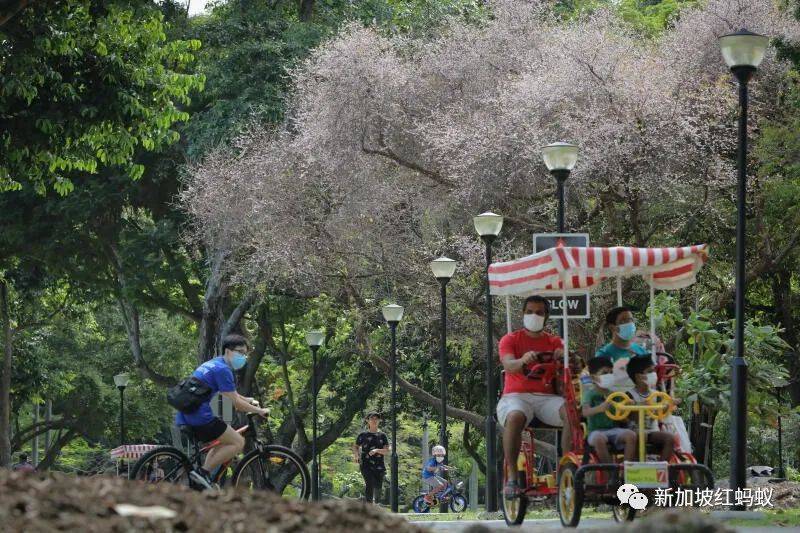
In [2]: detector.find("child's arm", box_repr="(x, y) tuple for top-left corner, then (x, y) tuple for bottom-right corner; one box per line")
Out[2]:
(582, 400), (610, 417)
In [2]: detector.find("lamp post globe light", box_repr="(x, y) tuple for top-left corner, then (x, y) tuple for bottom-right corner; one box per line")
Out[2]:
(430, 256), (456, 512)
(541, 142), (578, 233)
(306, 329), (325, 502)
(382, 304), (404, 512)
(473, 211), (503, 512)
(113, 372), (130, 447)
(719, 28), (769, 509)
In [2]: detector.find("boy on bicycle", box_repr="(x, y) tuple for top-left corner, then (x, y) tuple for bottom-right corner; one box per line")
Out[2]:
(175, 333), (268, 490)
(421, 445), (449, 503)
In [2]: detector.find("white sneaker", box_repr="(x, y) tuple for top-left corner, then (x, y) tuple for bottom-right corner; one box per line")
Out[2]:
(189, 470), (215, 491)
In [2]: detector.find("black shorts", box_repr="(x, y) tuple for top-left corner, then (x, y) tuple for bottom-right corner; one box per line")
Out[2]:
(190, 417), (228, 442)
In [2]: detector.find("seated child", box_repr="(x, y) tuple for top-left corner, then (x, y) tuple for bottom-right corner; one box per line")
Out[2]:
(581, 357), (637, 463)
(421, 445), (449, 503)
(625, 356), (674, 461)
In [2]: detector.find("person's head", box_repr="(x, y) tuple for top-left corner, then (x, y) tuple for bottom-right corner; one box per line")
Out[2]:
(365, 412), (381, 430)
(222, 334), (250, 370)
(606, 306), (636, 343)
(522, 295), (549, 334)
(626, 355), (657, 389)
(588, 357), (614, 390)
(19, 453), (28, 463)
(431, 445), (446, 463)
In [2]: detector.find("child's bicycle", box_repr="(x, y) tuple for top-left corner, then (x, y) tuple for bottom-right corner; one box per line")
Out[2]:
(411, 467), (468, 513)
(129, 412), (310, 500)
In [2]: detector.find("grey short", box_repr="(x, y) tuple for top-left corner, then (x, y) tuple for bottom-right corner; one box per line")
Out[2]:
(423, 476), (446, 489)
(587, 427), (633, 450)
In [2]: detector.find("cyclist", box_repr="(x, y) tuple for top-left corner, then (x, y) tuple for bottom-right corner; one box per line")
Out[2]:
(421, 445), (450, 503)
(497, 295), (572, 498)
(175, 333), (268, 490)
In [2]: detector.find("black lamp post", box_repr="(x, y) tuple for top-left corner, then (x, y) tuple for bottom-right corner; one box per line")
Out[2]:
(719, 28), (769, 509)
(306, 329), (325, 502)
(473, 211), (503, 512)
(113, 373), (130, 447)
(430, 256), (457, 513)
(542, 142), (579, 234)
(382, 303), (404, 512)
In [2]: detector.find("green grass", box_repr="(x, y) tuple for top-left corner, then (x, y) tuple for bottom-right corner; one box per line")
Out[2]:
(726, 508), (800, 528)
(402, 507), (609, 522)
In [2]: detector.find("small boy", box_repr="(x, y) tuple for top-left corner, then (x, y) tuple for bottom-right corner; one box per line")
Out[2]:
(421, 445), (449, 503)
(625, 356), (674, 461)
(582, 358), (637, 463)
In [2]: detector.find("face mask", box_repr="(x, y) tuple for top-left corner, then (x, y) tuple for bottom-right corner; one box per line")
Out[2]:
(435, 456), (444, 463)
(231, 352), (247, 370)
(523, 314), (546, 332)
(597, 374), (615, 389)
(617, 322), (636, 341)
(646, 372), (658, 387)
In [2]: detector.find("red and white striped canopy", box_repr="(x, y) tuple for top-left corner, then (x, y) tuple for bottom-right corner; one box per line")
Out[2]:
(110, 444), (159, 460)
(489, 244), (708, 296)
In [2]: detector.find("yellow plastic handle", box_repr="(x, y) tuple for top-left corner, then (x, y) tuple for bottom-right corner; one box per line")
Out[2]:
(605, 391), (633, 420)
(645, 391), (675, 421)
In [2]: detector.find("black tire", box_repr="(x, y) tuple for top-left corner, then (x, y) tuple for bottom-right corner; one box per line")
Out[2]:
(412, 495), (431, 513)
(450, 493), (468, 513)
(129, 446), (193, 487)
(231, 445), (311, 500)
(558, 463), (584, 528)
(612, 504), (636, 522)
(501, 458), (528, 526)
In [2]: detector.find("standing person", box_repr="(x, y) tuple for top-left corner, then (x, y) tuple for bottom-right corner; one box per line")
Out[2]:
(173, 333), (269, 490)
(497, 295), (572, 498)
(352, 412), (389, 504)
(12, 453), (35, 472)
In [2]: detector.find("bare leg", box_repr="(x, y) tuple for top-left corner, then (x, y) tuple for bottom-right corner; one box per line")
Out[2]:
(649, 431), (674, 462)
(591, 432), (611, 464)
(503, 411), (527, 481)
(559, 405), (572, 453)
(203, 426), (245, 472)
(622, 430), (637, 462)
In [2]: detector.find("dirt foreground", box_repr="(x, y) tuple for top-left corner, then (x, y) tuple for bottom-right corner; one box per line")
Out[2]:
(0, 470), (428, 532)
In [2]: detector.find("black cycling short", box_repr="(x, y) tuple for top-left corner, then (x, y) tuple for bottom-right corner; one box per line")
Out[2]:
(190, 417), (228, 442)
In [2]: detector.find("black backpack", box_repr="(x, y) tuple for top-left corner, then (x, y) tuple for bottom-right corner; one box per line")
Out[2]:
(167, 377), (213, 413)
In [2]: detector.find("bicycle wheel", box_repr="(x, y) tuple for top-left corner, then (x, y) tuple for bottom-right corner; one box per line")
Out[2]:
(231, 445), (310, 500)
(450, 494), (468, 513)
(129, 446), (192, 487)
(412, 495), (431, 513)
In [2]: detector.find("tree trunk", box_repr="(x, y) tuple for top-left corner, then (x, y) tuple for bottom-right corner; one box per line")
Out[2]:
(689, 404), (716, 466)
(0, 280), (13, 467)
(37, 428), (78, 471)
(298, 0), (313, 21)
(196, 251), (228, 363)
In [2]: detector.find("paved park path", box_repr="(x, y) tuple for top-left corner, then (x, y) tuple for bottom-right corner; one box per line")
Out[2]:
(409, 518), (794, 532)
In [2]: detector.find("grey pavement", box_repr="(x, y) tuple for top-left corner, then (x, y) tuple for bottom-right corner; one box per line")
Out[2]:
(407, 518), (798, 532)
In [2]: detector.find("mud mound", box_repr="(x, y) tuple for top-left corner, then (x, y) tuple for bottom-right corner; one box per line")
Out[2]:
(0, 471), (428, 533)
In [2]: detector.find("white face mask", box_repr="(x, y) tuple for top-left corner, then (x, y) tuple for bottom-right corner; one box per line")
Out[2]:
(435, 455), (444, 463)
(597, 374), (615, 389)
(646, 372), (658, 387)
(523, 313), (545, 332)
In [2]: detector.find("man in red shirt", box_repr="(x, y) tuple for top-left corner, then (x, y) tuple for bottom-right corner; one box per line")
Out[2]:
(497, 295), (572, 497)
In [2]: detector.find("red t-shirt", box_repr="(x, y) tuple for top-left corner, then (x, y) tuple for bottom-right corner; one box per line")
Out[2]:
(498, 329), (564, 395)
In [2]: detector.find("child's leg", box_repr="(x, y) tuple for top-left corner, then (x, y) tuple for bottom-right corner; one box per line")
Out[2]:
(589, 431), (612, 463)
(648, 431), (674, 461)
(621, 430), (637, 462)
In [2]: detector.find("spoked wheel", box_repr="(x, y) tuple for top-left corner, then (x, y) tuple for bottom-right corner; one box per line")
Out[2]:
(129, 446), (193, 487)
(501, 459), (528, 526)
(231, 445), (311, 501)
(450, 494), (468, 513)
(558, 463), (584, 528)
(412, 495), (432, 513)
(612, 504), (636, 522)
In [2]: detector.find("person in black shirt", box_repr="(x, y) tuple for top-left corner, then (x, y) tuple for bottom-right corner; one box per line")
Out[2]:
(352, 411), (390, 503)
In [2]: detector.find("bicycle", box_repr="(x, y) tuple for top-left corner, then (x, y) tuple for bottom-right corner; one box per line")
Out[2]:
(411, 467), (468, 513)
(129, 412), (310, 500)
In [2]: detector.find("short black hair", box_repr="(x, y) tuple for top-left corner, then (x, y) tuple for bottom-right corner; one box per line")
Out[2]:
(19, 453), (28, 462)
(626, 355), (653, 382)
(222, 334), (250, 353)
(523, 295), (550, 316)
(606, 306), (632, 326)
(588, 357), (613, 375)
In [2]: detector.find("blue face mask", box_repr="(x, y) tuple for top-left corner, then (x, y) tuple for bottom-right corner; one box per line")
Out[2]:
(617, 322), (636, 341)
(231, 352), (247, 370)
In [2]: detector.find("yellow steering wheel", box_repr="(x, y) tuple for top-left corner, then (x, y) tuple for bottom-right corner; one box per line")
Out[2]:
(605, 391), (633, 420)
(645, 391), (675, 421)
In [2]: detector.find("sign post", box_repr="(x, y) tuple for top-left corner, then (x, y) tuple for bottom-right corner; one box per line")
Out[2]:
(533, 234), (590, 319)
